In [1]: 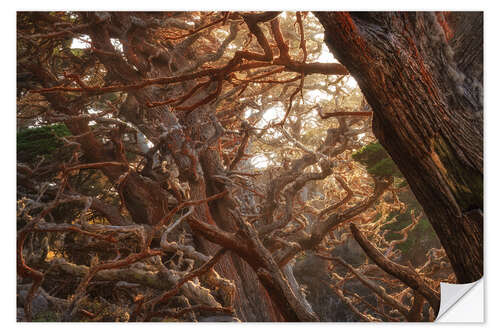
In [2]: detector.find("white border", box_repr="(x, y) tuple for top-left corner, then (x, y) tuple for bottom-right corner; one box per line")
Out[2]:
(3, 1), (499, 332)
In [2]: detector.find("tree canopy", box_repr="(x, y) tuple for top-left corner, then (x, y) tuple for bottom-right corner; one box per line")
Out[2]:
(17, 11), (479, 322)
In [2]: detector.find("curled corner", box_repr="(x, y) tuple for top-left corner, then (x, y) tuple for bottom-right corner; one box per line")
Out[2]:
(435, 277), (483, 322)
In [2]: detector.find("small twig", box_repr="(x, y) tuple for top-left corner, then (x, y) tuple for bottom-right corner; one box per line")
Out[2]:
(161, 13), (228, 40)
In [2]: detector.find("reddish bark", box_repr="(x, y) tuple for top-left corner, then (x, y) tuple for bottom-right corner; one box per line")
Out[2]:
(316, 12), (483, 283)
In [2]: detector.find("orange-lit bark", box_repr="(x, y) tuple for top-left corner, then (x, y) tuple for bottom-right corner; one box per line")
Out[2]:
(316, 12), (483, 283)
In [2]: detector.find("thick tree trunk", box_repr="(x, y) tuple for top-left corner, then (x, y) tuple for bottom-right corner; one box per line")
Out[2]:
(198, 147), (294, 321)
(316, 12), (483, 283)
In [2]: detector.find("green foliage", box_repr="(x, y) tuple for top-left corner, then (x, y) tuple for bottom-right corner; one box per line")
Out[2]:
(353, 143), (439, 261)
(367, 158), (403, 177)
(70, 48), (86, 57)
(17, 124), (71, 162)
(32, 310), (60, 322)
(383, 214), (434, 256)
(352, 142), (402, 177)
(352, 142), (387, 166)
(381, 188), (440, 263)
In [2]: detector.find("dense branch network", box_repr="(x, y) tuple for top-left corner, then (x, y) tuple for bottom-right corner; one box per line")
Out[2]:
(17, 11), (453, 322)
